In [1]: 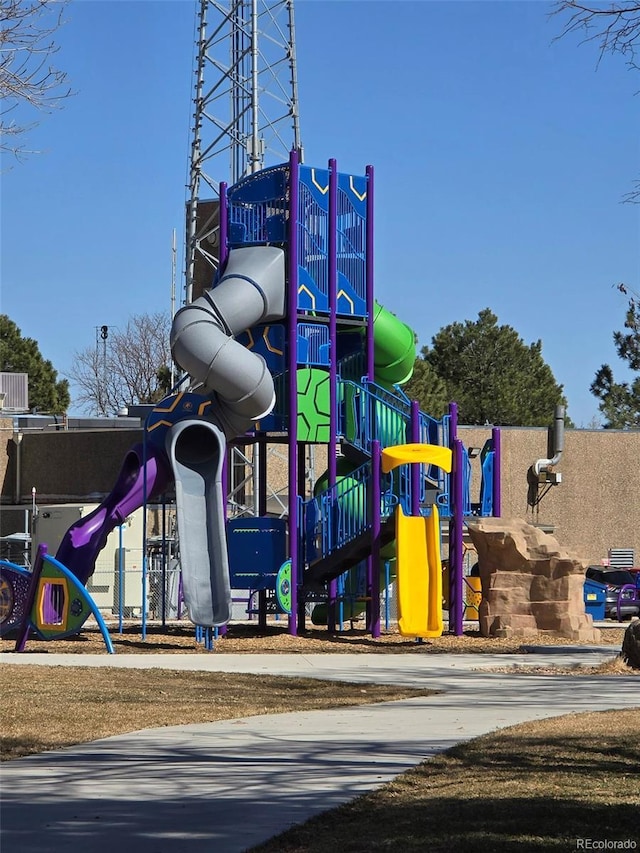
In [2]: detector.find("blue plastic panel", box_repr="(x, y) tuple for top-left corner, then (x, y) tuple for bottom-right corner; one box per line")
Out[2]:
(227, 518), (287, 590)
(480, 451), (494, 516)
(336, 172), (367, 317)
(297, 167), (330, 313)
(297, 323), (330, 366)
(236, 324), (285, 375)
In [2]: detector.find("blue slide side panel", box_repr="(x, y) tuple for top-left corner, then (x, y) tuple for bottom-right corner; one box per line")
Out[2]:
(336, 173), (367, 317)
(255, 369), (288, 434)
(298, 166), (330, 210)
(337, 271), (367, 317)
(235, 322), (286, 432)
(298, 266), (329, 313)
(297, 168), (330, 313)
(337, 171), (367, 217)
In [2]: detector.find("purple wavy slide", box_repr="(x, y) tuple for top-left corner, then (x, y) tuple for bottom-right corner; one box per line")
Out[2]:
(54, 443), (170, 586)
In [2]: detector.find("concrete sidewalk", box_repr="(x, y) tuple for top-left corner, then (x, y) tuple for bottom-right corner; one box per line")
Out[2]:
(1, 649), (638, 853)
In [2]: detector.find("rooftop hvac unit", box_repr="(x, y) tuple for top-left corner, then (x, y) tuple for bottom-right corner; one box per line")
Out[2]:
(0, 372), (28, 412)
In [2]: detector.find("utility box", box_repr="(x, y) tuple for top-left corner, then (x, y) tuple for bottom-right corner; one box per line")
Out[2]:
(31, 504), (146, 615)
(583, 579), (606, 621)
(31, 504), (90, 559)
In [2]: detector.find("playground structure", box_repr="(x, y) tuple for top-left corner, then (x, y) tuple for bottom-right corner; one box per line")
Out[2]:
(0, 154), (501, 649)
(0, 544), (114, 653)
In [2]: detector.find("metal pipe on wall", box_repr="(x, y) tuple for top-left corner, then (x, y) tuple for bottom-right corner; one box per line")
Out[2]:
(12, 432), (23, 504)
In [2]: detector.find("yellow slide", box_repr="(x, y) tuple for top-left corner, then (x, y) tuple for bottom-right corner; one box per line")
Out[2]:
(381, 443), (453, 639)
(395, 504), (443, 638)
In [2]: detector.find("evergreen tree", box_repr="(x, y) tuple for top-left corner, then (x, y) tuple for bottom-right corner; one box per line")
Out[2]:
(590, 285), (640, 428)
(413, 308), (569, 426)
(403, 355), (449, 419)
(0, 314), (70, 413)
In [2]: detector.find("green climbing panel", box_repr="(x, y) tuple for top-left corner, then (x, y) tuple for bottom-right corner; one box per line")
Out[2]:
(297, 367), (330, 442)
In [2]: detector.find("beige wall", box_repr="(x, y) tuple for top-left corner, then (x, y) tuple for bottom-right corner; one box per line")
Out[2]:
(2, 418), (638, 566)
(460, 425), (640, 565)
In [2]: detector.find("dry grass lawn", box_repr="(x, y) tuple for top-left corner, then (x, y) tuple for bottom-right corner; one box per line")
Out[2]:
(249, 709), (640, 853)
(2, 621), (638, 851)
(0, 664), (437, 761)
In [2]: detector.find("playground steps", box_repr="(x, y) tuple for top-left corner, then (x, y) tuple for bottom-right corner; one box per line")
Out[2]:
(303, 515), (395, 589)
(339, 443), (369, 468)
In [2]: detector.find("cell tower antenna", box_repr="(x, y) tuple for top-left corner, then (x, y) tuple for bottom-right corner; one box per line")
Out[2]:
(185, 0), (302, 304)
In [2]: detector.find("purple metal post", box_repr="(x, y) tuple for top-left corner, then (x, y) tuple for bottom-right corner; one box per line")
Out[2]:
(296, 439), (306, 629)
(365, 165), (375, 382)
(448, 402), (463, 635)
(161, 500), (167, 627)
(491, 427), (501, 517)
(452, 438), (465, 636)
(15, 543), (47, 652)
(411, 400), (420, 516)
(141, 426), (149, 640)
(364, 165), (376, 636)
(258, 438), (269, 630)
(327, 158), (338, 631)
(369, 440), (382, 637)
(222, 450), (228, 521)
(287, 149), (300, 634)
(118, 523), (124, 633)
(258, 438), (268, 515)
(219, 182), (229, 271)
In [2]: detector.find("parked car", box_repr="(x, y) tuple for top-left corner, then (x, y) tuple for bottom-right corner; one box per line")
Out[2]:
(585, 567), (640, 620)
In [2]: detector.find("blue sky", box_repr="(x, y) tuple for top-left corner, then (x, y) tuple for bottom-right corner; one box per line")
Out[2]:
(1, 0), (638, 427)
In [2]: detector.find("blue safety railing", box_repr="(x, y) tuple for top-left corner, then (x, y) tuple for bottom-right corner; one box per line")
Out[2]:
(300, 460), (399, 565)
(297, 180), (329, 308)
(335, 183), (366, 316)
(303, 376), (450, 564)
(461, 447), (472, 517)
(480, 449), (494, 516)
(337, 377), (451, 514)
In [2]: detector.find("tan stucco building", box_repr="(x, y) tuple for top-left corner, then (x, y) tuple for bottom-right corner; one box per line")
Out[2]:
(1, 417), (638, 567)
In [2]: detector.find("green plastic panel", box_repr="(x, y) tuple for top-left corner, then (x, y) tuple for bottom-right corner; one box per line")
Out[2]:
(297, 367), (330, 442)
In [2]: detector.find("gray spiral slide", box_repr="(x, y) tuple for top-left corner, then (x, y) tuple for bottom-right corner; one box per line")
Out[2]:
(168, 246), (286, 626)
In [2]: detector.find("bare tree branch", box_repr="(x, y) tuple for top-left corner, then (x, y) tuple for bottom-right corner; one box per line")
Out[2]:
(552, 1), (640, 203)
(552, 1), (640, 68)
(622, 178), (640, 203)
(68, 313), (173, 416)
(0, 0), (73, 158)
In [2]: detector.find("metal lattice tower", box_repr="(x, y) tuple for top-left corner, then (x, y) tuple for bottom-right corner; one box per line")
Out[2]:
(185, 0), (302, 304)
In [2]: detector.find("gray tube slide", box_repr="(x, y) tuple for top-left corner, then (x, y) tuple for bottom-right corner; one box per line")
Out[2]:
(167, 246), (286, 626)
(166, 419), (231, 626)
(171, 246), (286, 438)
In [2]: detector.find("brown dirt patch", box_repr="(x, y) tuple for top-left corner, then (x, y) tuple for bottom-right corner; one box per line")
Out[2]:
(0, 620), (629, 656)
